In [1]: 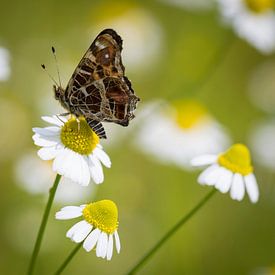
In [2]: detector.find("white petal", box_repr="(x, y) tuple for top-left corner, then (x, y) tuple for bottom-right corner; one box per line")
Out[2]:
(97, 144), (103, 149)
(244, 174), (259, 203)
(32, 133), (60, 147)
(198, 164), (220, 186)
(89, 154), (104, 184)
(83, 228), (101, 252)
(33, 126), (60, 137)
(41, 115), (64, 126)
(53, 149), (90, 186)
(70, 221), (92, 243)
(55, 206), (83, 220)
(107, 234), (113, 260)
(65, 154), (90, 186)
(100, 232), (108, 258)
(66, 220), (87, 238)
(93, 147), (111, 168)
(114, 231), (121, 253)
(37, 146), (60, 160)
(191, 155), (218, 167)
(230, 173), (245, 201)
(214, 167), (233, 194)
(96, 231), (104, 257)
(53, 149), (73, 175)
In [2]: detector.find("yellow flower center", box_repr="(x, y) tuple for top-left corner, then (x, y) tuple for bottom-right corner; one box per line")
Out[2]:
(244, 0), (274, 13)
(82, 200), (118, 234)
(60, 116), (99, 155)
(218, 144), (253, 175)
(173, 100), (209, 129)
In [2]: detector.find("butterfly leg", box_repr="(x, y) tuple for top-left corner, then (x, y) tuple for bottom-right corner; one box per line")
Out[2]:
(86, 118), (107, 139)
(58, 112), (71, 116)
(55, 113), (71, 124)
(75, 117), (81, 132)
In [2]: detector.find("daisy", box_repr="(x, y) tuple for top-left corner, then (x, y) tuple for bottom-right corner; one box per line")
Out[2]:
(56, 200), (120, 260)
(191, 143), (259, 203)
(32, 115), (111, 186)
(217, 0), (275, 54)
(135, 100), (230, 169)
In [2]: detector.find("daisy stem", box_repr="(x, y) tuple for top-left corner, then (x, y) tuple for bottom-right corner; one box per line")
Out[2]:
(27, 174), (62, 275)
(54, 243), (82, 275)
(127, 188), (217, 275)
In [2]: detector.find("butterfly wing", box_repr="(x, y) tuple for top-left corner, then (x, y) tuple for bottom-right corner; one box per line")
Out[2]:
(63, 29), (139, 138)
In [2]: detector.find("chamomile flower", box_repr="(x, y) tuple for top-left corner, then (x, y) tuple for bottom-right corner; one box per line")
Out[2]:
(192, 143), (259, 203)
(56, 200), (120, 260)
(32, 115), (111, 186)
(135, 100), (230, 169)
(217, 0), (275, 54)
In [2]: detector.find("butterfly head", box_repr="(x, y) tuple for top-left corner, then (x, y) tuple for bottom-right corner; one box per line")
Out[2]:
(53, 85), (70, 110)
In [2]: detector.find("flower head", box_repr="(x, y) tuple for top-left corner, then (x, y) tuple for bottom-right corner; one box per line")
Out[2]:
(217, 0), (275, 53)
(32, 115), (111, 186)
(135, 100), (230, 169)
(191, 143), (259, 203)
(56, 200), (120, 260)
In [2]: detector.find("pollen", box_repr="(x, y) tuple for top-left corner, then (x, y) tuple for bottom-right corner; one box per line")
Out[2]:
(244, 0), (274, 13)
(218, 144), (253, 175)
(60, 116), (99, 155)
(173, 100), (209, 129)
(82, 200), (118, 234)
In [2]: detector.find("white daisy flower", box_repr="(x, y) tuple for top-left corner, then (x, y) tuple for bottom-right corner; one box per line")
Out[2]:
(56, 200), (120, 260)
(135, 100), (230, 169)
(32, 115), (111, 186)
(217, 0), (275, 54)
(191, 143), (259, 203)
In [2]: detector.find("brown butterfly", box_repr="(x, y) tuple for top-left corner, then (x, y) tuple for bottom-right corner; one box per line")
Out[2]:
(53, 29), (140, 139)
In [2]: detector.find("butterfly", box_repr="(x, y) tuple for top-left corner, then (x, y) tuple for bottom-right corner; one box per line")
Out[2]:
(53, 29), (140, 139)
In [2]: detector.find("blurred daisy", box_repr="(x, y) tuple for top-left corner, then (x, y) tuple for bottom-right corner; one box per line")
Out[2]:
(0, 47), (10, 81)
(249, 120), (275, 170)
(56, 200), (120, 260)
(135, 100), (230, 169)
(33, 115), (111, 186)
(192, 143), (259, 203)
(217, 0), (275, 54)
(14, 153), (96, 203)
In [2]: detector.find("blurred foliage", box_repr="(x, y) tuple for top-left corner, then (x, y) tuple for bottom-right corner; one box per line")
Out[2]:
(0, 0), (275, 274)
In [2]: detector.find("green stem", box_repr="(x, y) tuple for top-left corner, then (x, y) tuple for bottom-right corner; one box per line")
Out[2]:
(127, 188), (217, 275)
(54, 243), (82, 275)
(27, 174), (62, 275)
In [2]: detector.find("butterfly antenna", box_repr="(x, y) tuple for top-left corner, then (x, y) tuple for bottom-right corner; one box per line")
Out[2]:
(51, 46), (62, 87)
(41, 64), (59, 86)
